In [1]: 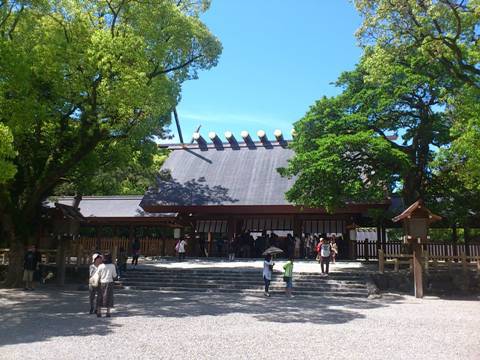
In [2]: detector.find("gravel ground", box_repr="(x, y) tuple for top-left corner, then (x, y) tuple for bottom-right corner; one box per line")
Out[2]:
(0, 288), (479, 360)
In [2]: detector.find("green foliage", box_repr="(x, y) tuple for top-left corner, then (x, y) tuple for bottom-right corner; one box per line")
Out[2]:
(281, 50), (450, 211)
(355, 0), (480, 195)
(355, 0), (480, 89)
(0, 0), (221, 231)
(0, 124), (17, 184)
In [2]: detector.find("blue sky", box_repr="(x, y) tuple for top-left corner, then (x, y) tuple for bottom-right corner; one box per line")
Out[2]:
(169, 0), (362, 143)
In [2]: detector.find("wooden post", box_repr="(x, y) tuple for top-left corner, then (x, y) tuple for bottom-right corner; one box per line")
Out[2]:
(464, 227), (471, 259)
(364, 240), (369, 262)
(424, 250), (429, 274)
(112, 245), (118, 265)
(378, 249), (385, 273)
(452, 225), (458, 262)
(56, 235), (66, 286)
(376, 226), (382, 250)
(394, 258), (399, 272)
(461, 252), (467, 273)
(412, 242), (424, 298)
(207, 232), (212, 258)
(349, 240), (355, 260)
(446, 257), (452, 272)
(381, 227), (387, 251)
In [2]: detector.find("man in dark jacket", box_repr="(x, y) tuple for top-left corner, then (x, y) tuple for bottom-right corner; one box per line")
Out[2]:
(24, 245), (41, 290)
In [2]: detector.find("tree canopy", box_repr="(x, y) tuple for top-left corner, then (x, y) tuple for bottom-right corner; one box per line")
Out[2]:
(281, 0), (480, 219)
(355, 0), (480, 192)
(0, 0), (221, 285)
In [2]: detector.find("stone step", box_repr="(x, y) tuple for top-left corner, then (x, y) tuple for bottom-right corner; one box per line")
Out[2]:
(128, 268), (368, 276)
(119, 278), (366, 287)
(119, 286), (368, 297)
(119, 280), (365, 290)
(121, 277), (365, 286)
(122, 271), (366, 280)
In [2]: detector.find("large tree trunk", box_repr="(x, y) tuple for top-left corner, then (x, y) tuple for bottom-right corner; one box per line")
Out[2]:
(2, 211), (32, 288)
(403, 170), (422, 206)
(4, 235), (25, 288)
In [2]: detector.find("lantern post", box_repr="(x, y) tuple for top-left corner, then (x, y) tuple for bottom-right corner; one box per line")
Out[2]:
(392, 200), (441, 298)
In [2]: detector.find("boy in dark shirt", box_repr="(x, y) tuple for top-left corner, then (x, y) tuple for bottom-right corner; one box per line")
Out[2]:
(23, 245), (41, 290)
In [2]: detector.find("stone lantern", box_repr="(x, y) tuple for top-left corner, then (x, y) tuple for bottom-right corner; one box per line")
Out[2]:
(393, 200), (441, 298)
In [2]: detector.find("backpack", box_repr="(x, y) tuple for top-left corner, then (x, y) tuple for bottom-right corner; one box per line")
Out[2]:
(175, 241), (180, 252)
(316, 243), (321, 253)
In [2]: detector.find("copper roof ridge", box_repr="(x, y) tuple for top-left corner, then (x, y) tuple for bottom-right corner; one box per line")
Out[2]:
(167, 140), (291, 150)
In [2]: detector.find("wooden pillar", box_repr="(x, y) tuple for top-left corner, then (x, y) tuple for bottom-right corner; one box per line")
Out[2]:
(452, 225), (458, 262)
(227, 217), (235, 242)
(412, 242), (424, 298)
(364, 240), (369, 262)
(378, 249), (385, 273)
(56, 235), (66, 286)
(376, 226), (382, 250)
(381, 227), (387, 251)
(95, 225), (100, 250)
(128, 225), (135, 254)
(464, 226), (471, 258)
(207, 232), (213, 257)
(293, 216), (302, 259)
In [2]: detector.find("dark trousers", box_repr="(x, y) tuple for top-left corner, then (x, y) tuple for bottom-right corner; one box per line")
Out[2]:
(179, 252), (186, 260)
(321, 256), (330, 274)
(132, 255), (139, 266)
(89, 285), (98, 311)
(263, 276), (271, 293)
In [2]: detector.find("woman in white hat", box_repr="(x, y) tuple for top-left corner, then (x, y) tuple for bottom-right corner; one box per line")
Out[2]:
(88, 253), (103, 314)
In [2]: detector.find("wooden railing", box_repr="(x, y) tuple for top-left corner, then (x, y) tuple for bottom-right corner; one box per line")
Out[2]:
(0, 236), (177, 266)
(354, 240), (480, 261)
(378, 249), (480, 274)
(76, 236), (176, 257)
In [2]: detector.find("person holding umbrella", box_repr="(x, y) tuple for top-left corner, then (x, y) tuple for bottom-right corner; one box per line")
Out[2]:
(262, 254), (274, 297)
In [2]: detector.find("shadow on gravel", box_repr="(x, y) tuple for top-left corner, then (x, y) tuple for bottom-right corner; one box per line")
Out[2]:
(113, 290), (405, 325)
(0, 289), (122, 347)
(0, 288), (407, 347)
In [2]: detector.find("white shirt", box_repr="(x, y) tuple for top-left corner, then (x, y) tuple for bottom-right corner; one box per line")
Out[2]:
(97, 263), (117, 283)
(263, 260), (274, 280)
(178, 240), (187, 253)
(321, 243), (331, 257)
(89, 264), (98, 277)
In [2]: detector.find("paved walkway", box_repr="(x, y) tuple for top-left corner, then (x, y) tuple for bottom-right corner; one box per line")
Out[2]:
(0, 288), (479, 360)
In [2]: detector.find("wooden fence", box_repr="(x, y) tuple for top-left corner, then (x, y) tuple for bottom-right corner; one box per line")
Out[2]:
(0, 236), (178, 266)
(354, 240), (480, 261)
(378, 249), (480, 274)
(76, 236), (177, 257)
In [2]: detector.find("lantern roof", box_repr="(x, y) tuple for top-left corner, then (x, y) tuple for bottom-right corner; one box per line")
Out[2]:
(392, 199), (442, 223)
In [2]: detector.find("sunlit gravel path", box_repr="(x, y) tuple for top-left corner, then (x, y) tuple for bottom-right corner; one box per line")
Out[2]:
(0, 288), (479, 360)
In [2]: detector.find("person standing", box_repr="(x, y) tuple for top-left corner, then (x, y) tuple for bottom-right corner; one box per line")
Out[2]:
(304, 235), (312, 259)
(89, 253), (102, 314)
(228, 236), (238, 261)
(96, 253), (117, 318)
(330, 236), (338, 264)
(23, 245), (41, 291)
(283, 257), (294, 297)
(176, 237), (187, 260)
(117, 247), (127, 278)
(199, 236), (207, 257)
(320, 238), (332, 275)
(131, 238), (141, 269)
(263, 254), (274, 297)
